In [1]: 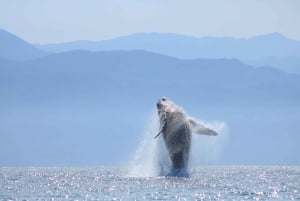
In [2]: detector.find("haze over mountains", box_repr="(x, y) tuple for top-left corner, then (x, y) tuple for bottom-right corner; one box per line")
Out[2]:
(37, 32), (300, 58)
(36, 32), (300, 74)
(1, 29), (299, 73)
(0, 29), (299, 166)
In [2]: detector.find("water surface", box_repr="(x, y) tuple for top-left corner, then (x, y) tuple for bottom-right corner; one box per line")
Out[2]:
(1, 166), (299, 200)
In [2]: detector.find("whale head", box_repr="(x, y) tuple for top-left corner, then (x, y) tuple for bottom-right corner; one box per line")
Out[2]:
(156, 97), (183, 116)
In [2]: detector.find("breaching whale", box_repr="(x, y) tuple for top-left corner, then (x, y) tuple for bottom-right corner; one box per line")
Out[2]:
(155, 98), (217, 177)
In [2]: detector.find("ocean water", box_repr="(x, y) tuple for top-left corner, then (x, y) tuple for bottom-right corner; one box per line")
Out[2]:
(1, 166), (299, 201)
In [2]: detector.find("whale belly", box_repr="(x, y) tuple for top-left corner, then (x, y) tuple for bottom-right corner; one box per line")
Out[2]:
(163, 123), (191, 169)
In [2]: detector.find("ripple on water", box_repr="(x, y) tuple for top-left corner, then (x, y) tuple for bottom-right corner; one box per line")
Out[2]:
(0, 166), (300, 200)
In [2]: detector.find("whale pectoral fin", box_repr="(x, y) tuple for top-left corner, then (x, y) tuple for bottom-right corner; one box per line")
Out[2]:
(154, 118), (167, 139)
(154, 131), (162, 139)
(189, 119), (218, 136)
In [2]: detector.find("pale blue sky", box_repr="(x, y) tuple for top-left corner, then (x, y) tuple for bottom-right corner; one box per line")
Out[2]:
(1, 0), (300, 43)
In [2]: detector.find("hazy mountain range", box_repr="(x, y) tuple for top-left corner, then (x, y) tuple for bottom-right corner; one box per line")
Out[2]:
(1, 29), (300, 73)
(37, 32), (300, 59)
(0, 29), (299, 166)
(36, 32), (300, 74)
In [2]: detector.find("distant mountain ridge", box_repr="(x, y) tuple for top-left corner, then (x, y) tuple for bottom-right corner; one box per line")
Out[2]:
(1, 29), (300, 73)
(35, 32), (300, 74)
(246, 56), (300, 74)
(37, 32), (300, 60)
(0, 29), (46, 60)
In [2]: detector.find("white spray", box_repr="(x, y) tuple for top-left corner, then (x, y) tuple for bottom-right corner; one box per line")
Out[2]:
(189, 118), (228, 166)
(128, 110), (170, 177)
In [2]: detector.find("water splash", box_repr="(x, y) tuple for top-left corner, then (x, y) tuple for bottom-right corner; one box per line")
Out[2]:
(128, 110), (171, 177)
(128, 111), (228, 177)
(189, 117), (228, 166)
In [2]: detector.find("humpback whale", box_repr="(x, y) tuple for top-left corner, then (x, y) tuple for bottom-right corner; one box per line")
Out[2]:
(155, 98), (217, 177)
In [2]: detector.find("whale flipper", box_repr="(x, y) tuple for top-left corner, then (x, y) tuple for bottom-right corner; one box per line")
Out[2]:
(189, 119), (218, 136)
(154, 116), (167, 139)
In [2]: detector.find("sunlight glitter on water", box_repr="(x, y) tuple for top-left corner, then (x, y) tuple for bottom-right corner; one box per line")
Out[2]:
(1, 166), (300, 201)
